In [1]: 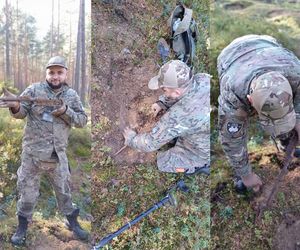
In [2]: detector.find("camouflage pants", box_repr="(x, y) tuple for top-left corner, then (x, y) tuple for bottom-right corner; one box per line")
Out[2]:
(157, 145), (200, 174)
(16, 153), (74, 219)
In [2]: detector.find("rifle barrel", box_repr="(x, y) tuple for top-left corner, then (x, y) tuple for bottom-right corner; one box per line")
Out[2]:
(0, 97), (62, 106)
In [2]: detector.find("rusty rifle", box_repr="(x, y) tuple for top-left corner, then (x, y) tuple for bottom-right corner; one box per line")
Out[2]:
(0, 96), (63, 106)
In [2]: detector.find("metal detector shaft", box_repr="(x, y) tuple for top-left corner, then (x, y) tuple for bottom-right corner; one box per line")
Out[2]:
(93, 194), (173, 249)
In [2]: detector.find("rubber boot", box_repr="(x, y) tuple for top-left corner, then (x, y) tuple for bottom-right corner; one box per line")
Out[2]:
(66, 208), (89, 241)
(11, 215), (28, 246)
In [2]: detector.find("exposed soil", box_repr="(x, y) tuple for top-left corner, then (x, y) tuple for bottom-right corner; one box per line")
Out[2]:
(25, 220), (90, 250)
(266, 9), (296, 18)
(273, 218), (300, 250)
(223, 1), (253, 10)
(211, 144), (300, 249)
(248, 149), (300, 211)
(91, 0), (163, 165)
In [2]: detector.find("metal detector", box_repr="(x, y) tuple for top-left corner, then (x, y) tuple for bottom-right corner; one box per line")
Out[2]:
(92, 165), (209, 249)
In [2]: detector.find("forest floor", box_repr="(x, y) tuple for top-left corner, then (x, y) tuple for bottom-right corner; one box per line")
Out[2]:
(91, 0), (210, 249)
(211, 1), (300, 249)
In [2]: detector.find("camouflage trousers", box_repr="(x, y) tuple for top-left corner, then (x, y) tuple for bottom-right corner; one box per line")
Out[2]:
(157, 144), (206, 174)
(16, 153), (74, 219)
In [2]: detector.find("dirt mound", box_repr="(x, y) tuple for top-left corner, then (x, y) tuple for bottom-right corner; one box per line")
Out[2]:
(2, 219), (91, 250)
(273, 218), (300, 250)
(223, 1), (253, 10)
(267, 9), (300, 18)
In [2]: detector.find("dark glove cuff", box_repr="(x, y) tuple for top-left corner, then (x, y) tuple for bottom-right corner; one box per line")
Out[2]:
(156, 101), (168, 110)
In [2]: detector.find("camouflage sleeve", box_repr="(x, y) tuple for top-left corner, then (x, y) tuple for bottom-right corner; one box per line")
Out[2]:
(58, 89), (87, 128)
(218, 97), (252, 177)
(127, 111), (190, 152)
(157, 95), (178, 110)
(293, 84), (300, 122)
(9, 86), (34, 119)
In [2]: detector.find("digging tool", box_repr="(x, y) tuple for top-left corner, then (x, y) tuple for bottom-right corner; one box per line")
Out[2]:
(92, 165), (210, 249)
(255, 130), (298, 224)
(114, 145), (127, 156)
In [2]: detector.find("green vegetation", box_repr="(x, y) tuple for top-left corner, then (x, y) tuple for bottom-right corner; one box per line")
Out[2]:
(210, 1), (300, 249)
(92, 164), (210, 250)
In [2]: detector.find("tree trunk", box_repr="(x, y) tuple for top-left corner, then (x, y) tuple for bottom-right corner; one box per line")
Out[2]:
(57, 0), (60, 54)
(80, 0), (86, 106)
(23, 16), (29, 90)
(16, 0), (21, 89)
(5, 0), (11, 83)
(69, 14), (73, 86)
(74, 0), (82, 94)
(51, 0), (54, 57)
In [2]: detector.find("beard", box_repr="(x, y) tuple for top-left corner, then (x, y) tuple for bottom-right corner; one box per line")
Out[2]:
(46, 80), (63, 89)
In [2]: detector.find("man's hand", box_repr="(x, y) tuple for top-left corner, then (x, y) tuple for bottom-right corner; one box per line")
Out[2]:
(0, 88), (20, 111)
(241, 172), (263, 192)
(151, 103), (162, 117)
(51, 100), (67, 117)
(123, 127), (137, 146)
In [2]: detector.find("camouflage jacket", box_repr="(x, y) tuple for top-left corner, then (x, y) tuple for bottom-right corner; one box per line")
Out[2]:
(10, 81), (87, 161)
(218, 34), (300, 176)
(127, 73), (210, 169)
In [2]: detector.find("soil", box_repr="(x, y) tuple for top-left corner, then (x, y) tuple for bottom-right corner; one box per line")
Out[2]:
(223, 1), (253, 10)
(91, 0), (166, 165)
(248, 148), (300, 213)
(25, 220), (90, 250)
(273, 218), (300, 250)
(266, 9), (296, 18)
(211, 144), (300, 249)
(247, 146), (299, 241)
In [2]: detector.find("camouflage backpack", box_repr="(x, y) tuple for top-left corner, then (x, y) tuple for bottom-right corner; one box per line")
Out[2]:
(168, 3), (199, 67)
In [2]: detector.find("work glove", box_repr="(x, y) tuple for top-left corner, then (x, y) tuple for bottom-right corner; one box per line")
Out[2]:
(0, 88), (20, 111)
(241, 172), (262, 193)
(51, 100), (67, 117)
(151, 103), (163, 117)
(122, 127), (137, 146)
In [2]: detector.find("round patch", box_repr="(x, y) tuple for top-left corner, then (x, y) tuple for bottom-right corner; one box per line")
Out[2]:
(226, 122), (242, 134)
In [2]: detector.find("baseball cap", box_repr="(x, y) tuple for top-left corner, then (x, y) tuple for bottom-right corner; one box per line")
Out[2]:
(148, 60), (191, 90)
(46, 56), (68, 69)
(250, 71), (296, 137)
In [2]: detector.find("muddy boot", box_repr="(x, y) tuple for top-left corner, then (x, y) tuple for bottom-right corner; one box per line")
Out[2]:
(11, 215), (28, 246)
(233, 177), (247, 194)
(66, 208), (89, 241)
